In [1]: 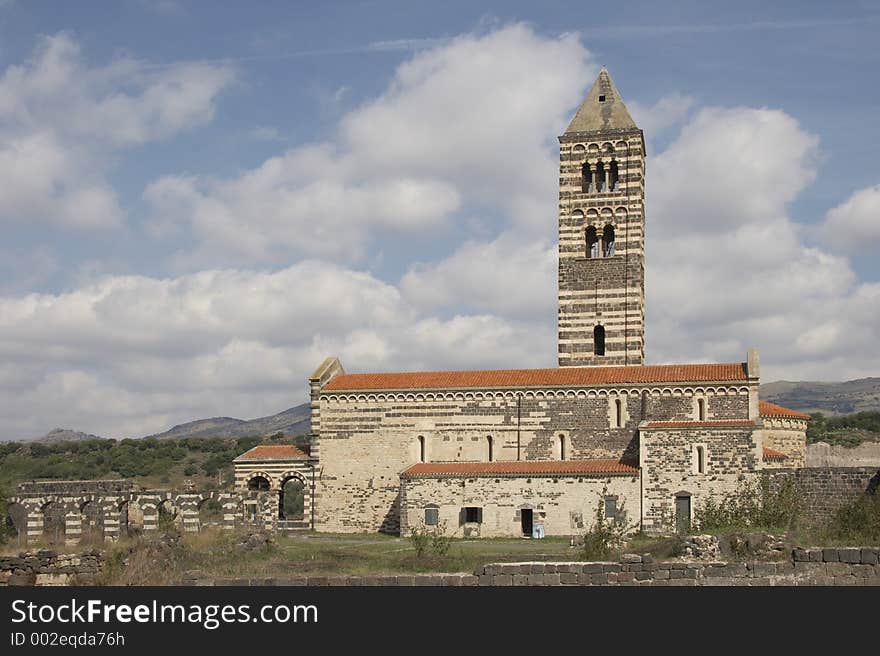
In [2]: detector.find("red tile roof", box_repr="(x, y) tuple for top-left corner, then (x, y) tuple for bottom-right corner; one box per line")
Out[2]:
(642, 420), (758, 429)
(762, 447), (789, 460)
(233, 445), (311, 461)
(400, 459), (639, 478)
(759, 400), (811, 420)
(324, 362), (748, 392)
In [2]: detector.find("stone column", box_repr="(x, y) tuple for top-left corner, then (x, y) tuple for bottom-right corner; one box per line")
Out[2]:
(64, 510), (81, 546)
(140, 498), (158, 533)
(25, 503), (43, 546)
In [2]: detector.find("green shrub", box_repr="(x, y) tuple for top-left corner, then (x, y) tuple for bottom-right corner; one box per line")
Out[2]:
(582, 497), (630, 560)
(409, 520), (451, 558)
(693, 475), (800, 533)
(824, 492), (880, 544)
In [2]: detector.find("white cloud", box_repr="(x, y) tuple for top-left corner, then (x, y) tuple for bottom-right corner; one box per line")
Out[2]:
(644, 107), (879, 380)
(629, 92), (694, 137)
(146, 24), (596, 266)
(818, 184), (880, 253)
(399, 232), (556, 319)
(3, 24), (880, 440)
(0, 32), (234, 229)
(0, 261), (550, 438)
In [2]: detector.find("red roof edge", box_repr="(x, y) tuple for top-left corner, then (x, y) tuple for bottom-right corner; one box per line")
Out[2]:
(759, 400), (811, 420)
(400, 459), (639, 478)
(233, 444), (311, 462)
(762, 446), (789, 460)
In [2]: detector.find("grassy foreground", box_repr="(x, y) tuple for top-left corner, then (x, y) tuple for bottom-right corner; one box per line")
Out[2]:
(94, 530), (597, 585)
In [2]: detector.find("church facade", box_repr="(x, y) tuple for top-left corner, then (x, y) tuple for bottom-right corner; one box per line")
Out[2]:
(236, 69), (809, 537)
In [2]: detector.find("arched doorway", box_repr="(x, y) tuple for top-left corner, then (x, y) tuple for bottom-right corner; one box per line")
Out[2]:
(279, 476), (305, 522)
(42, 501), (65, 545)
(157, 499), (179, 531)
(198, 497), (223, 531)
(80, 500), (104, 544)
(5, 502), (26, 547)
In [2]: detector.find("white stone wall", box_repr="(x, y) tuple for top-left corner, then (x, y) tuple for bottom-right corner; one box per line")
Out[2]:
(399, 473), (641, 538)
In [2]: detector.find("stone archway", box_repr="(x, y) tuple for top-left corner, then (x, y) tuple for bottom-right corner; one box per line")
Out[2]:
(279, 476), (305, 521)
(41, 501), (66, 545)
(5, 502), (26, 547)
(157, 499), (179, 531)
(197, 496), (224, 531)
(80, 499), (104, 544)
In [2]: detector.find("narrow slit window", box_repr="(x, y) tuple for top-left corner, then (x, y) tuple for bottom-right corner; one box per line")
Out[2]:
(559, 434), (567, 461)
(418, 435), (425, 462)
(697, 398), (706, 421)
(487, 435), (493, 462)
(695, 445), (706, 474)
(610, 159), (619, 190)
(581, 162), (592, 193)
(595, 160), (606, 192)
(586, 225), (599, 259)
(594, 325), (606, 356)
(614, 398), (623, 428)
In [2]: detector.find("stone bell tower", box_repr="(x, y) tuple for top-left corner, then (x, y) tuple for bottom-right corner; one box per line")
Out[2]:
(557, 68), (646, 367)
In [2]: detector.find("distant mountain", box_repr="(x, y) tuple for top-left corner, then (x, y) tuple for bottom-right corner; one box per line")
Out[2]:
(142, 402), (311, 440)
(34, 428), (107, 443)
(760, 378), (880, 415)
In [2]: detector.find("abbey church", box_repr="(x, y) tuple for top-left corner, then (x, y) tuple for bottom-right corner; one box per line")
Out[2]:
(235, 69), (810, 537)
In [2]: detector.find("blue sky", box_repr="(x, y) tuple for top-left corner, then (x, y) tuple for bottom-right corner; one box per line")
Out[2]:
(0, 1), (878, 438)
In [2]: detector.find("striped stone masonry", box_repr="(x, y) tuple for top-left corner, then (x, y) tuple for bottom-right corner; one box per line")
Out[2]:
(7, 480), (276, 546)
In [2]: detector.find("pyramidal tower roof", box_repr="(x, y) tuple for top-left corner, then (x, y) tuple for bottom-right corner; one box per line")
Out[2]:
(564, 68), (638, 135)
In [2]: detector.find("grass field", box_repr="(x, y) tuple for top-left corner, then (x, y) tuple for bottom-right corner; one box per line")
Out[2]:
(94, 530), (598, 584)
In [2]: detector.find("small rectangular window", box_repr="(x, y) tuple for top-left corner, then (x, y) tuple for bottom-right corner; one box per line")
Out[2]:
(424, 507), (439, 526)
(604, 497), (617, 520)
(464, 506), (482, 523)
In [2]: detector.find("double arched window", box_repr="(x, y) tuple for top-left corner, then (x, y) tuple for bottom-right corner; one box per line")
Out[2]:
(585, 224), (615, 258)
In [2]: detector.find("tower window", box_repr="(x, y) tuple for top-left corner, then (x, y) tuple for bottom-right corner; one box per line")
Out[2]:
(594, 325), (606, 356)
(603, 224), (615, 257)
(598, 94), (606, 102)
(610, 159), (619, 191)
(586, 225), (599, 259)
(581, 162), (592, 193)
(595, 160), (606, 192)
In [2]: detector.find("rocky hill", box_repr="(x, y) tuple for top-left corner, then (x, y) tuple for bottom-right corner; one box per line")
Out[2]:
(142, 402), (311, 440)
(760, 378), (880, 415)
(36, 428), (107, 443)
